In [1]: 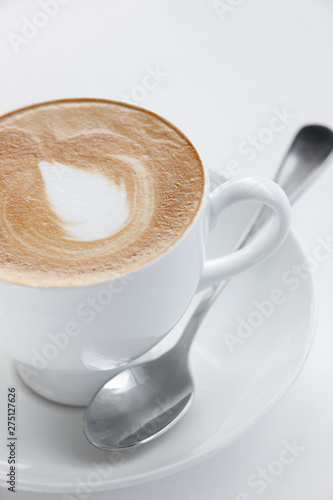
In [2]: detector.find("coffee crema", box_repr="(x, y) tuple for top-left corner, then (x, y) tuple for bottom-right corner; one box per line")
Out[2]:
(0, 99), (204, 286)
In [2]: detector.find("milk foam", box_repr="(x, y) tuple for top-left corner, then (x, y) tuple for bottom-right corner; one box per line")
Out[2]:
(38, 160), (130, 241)
(0, 99), (204, 286)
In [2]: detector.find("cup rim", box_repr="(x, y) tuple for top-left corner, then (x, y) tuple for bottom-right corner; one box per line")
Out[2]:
(0, 97), (210, 290)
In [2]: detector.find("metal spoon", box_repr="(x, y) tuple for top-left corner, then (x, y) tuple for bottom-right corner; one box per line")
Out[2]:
(83, 125), (333, 450)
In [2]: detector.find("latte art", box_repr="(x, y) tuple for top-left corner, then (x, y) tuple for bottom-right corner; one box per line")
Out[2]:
(38, 160), (131, 241)
(0, 100), (204, 286)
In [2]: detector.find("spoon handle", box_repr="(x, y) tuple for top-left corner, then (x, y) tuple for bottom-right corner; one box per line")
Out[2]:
(179, 126), (333, 352)
(236, 125), (333, 248)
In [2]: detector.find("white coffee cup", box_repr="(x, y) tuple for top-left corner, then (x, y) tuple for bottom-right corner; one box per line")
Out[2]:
(0, 156), (290, 406)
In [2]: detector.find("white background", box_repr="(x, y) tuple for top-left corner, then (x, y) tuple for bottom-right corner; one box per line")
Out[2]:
(1, 0), (333, 498)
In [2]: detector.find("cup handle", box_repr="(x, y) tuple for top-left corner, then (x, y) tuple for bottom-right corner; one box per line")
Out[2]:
(198, 177), (291, 290)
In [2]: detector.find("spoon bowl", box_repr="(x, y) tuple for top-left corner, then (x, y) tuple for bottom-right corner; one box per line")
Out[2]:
(86, 347), (193, 449)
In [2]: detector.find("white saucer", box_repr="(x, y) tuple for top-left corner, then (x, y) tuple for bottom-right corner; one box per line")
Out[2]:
(0, 204), (315, 495)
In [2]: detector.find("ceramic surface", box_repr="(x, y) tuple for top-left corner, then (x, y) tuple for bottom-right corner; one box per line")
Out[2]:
(0, 202), (314, 494)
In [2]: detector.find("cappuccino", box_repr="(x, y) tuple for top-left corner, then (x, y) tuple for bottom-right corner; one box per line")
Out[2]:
(0, 99), (204, 286)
